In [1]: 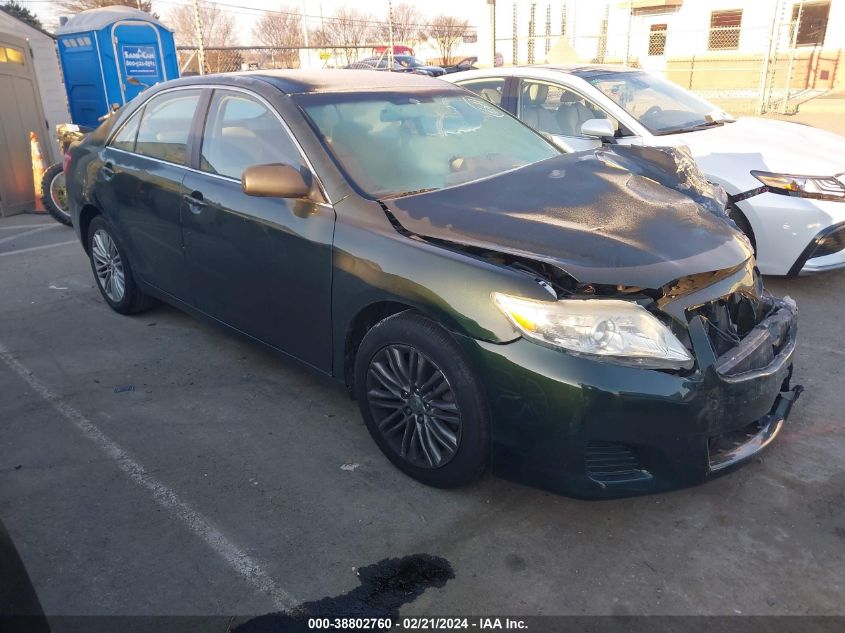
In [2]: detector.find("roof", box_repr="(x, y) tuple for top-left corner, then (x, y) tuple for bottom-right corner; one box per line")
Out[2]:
(56, 6), (171, 35)
(533, 64), (641, 75)
(444, 64), (642, 81)
(247, 69), (456, 94)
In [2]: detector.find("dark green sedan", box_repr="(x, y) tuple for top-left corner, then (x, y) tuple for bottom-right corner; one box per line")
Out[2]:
(66, 70), (801, 498)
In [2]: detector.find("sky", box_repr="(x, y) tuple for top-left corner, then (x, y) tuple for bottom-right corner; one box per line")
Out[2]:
(27, 0), (483, 39)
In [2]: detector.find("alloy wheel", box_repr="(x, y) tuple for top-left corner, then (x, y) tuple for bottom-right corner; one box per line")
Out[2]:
(91, 229), (125, 303)
(49, 171), (69, 218)
(366, 344), (462, 469)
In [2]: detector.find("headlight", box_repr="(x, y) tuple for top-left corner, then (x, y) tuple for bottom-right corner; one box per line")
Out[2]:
(752, 170), (845, 201)
(492, 293), (694, 370)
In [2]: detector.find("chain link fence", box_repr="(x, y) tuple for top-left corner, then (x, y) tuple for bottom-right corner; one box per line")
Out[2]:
(177, 45), (383, 74)
(494, 1), (839, 115)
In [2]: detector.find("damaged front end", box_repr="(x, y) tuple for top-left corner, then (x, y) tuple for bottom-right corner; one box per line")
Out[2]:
(377, 146), (801, 497)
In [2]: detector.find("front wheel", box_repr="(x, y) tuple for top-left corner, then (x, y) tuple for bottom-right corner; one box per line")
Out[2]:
(354, 312), (490, 488)
(41, 163), (72, 227)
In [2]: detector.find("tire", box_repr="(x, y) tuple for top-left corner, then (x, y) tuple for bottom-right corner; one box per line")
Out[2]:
(41, 163), (72, 227)
(353, 311), (490, 488)
(728, 204), (757, 255)
(87, 216), (156, 315)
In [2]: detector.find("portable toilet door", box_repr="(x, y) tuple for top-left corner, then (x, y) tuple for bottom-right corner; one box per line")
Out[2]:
(111, 19), (167, 102)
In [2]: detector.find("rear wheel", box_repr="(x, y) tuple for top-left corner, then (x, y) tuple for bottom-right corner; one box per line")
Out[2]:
(41, 163), (72, 226)
(87, 216), (155, 314)
(354, 312), (490, 488)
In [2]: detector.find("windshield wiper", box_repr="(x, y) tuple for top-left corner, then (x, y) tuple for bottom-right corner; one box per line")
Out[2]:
(381, 187), (440, 199)
(653, 120), (726, 136)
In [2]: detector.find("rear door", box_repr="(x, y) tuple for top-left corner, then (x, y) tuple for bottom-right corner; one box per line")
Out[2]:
(181, 88), (335, 370)
(98, 88), (202, 301)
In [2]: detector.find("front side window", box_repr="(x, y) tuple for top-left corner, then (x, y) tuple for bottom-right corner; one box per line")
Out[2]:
(134, 89), (201, 165)
(200, 90), (302, 181)
(297, 90), (558, 198)
(517, 80), (617, 137)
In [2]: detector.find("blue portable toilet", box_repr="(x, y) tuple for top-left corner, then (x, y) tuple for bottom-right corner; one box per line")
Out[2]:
(56, 6), (179, 127)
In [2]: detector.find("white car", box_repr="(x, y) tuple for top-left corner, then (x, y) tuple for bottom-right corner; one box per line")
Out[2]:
(443, 65), (845, 276)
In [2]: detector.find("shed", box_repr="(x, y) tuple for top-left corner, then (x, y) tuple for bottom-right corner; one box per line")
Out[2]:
(56, 6), (178, 128)
(0, 9), (70, 216)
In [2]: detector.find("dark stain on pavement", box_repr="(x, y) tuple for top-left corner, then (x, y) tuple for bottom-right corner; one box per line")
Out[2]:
(233, 554), (454, 632)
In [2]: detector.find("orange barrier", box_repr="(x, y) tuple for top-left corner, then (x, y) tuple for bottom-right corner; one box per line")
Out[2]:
(30, 131), (46, 213)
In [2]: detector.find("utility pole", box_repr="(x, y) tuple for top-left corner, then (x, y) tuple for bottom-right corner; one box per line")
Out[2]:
(388, 0), (395, 71)
(301, 0), (310, 48)
(192, 0), (206, 75)
(783, 0), (804, 113)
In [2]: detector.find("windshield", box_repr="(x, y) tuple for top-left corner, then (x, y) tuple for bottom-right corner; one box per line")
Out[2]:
(297, 91), (559, 198)
(396, 56), (427, 68)
(585, 71), (733, 135)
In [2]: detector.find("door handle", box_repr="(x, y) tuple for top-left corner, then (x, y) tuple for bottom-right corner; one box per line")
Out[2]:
(183, 191), (207, 214)
(101, 162), (115, 181)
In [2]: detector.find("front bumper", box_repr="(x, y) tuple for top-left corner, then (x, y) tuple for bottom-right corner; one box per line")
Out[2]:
(459, 299), (800, 499)
(737, 193), (845, 275)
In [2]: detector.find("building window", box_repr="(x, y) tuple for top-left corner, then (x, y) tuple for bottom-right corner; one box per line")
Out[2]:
(792, 2), (830, 47)
(648, 23), (668, 55)
(708, 9), (742, 50)
(0, 46), (24, 65)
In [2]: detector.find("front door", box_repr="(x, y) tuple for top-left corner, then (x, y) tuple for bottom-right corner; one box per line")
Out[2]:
(112, 21), (167, 102)
(0, 36), (50, 216)
(98, 88), (202, 301)
(181, 89), (335, 370)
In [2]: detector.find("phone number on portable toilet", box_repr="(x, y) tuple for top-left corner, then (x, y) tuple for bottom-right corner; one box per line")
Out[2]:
(122, 46), (158, 76)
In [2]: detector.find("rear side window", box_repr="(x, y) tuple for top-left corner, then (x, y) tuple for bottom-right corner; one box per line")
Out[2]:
(200, 90), (302, 181)
(457, 77), (506, 107)
(111, 108), (144, 152)
(134, 89), (201, 165)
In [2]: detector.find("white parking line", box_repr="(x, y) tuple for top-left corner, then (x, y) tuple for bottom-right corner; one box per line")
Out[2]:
(0, 342), (298, 611)
(0, 225), (60, 245)
(0, 223), (55, 230)
(0, 240), (78, 257)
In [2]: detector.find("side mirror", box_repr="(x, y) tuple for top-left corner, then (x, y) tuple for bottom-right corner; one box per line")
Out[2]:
(547, 133), (601, 153)
(581, 118), (615, 139)
(242, 163), (311, 199)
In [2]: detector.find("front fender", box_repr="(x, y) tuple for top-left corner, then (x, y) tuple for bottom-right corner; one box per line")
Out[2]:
(330, 198), (552, 378)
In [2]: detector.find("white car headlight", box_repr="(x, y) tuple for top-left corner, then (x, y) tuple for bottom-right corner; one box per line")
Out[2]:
(492, 293), (694, 370)
(752, 170), (845, 201)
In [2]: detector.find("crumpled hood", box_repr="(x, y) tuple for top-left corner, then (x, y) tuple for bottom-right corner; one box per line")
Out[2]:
(382, 151), (752, 289)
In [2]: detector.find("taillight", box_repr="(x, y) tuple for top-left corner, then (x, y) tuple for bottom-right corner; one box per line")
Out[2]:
(62, 152), (72, 174)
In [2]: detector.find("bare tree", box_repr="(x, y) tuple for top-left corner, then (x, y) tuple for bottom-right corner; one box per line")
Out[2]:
(376, 3), (424, 48)
(252, 6), (303, 68)
(56, 0), (154, 14)
(164, 4), (238, 73)
(314, 7), (374, 65)
(427, 15), (470, 65)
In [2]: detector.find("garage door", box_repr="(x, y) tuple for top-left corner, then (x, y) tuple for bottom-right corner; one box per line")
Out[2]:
(0, 34), (50, 217)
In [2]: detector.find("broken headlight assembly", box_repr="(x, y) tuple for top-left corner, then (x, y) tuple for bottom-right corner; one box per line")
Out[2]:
(752, 170), (845, 201)
(492, 293), (694, 370)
